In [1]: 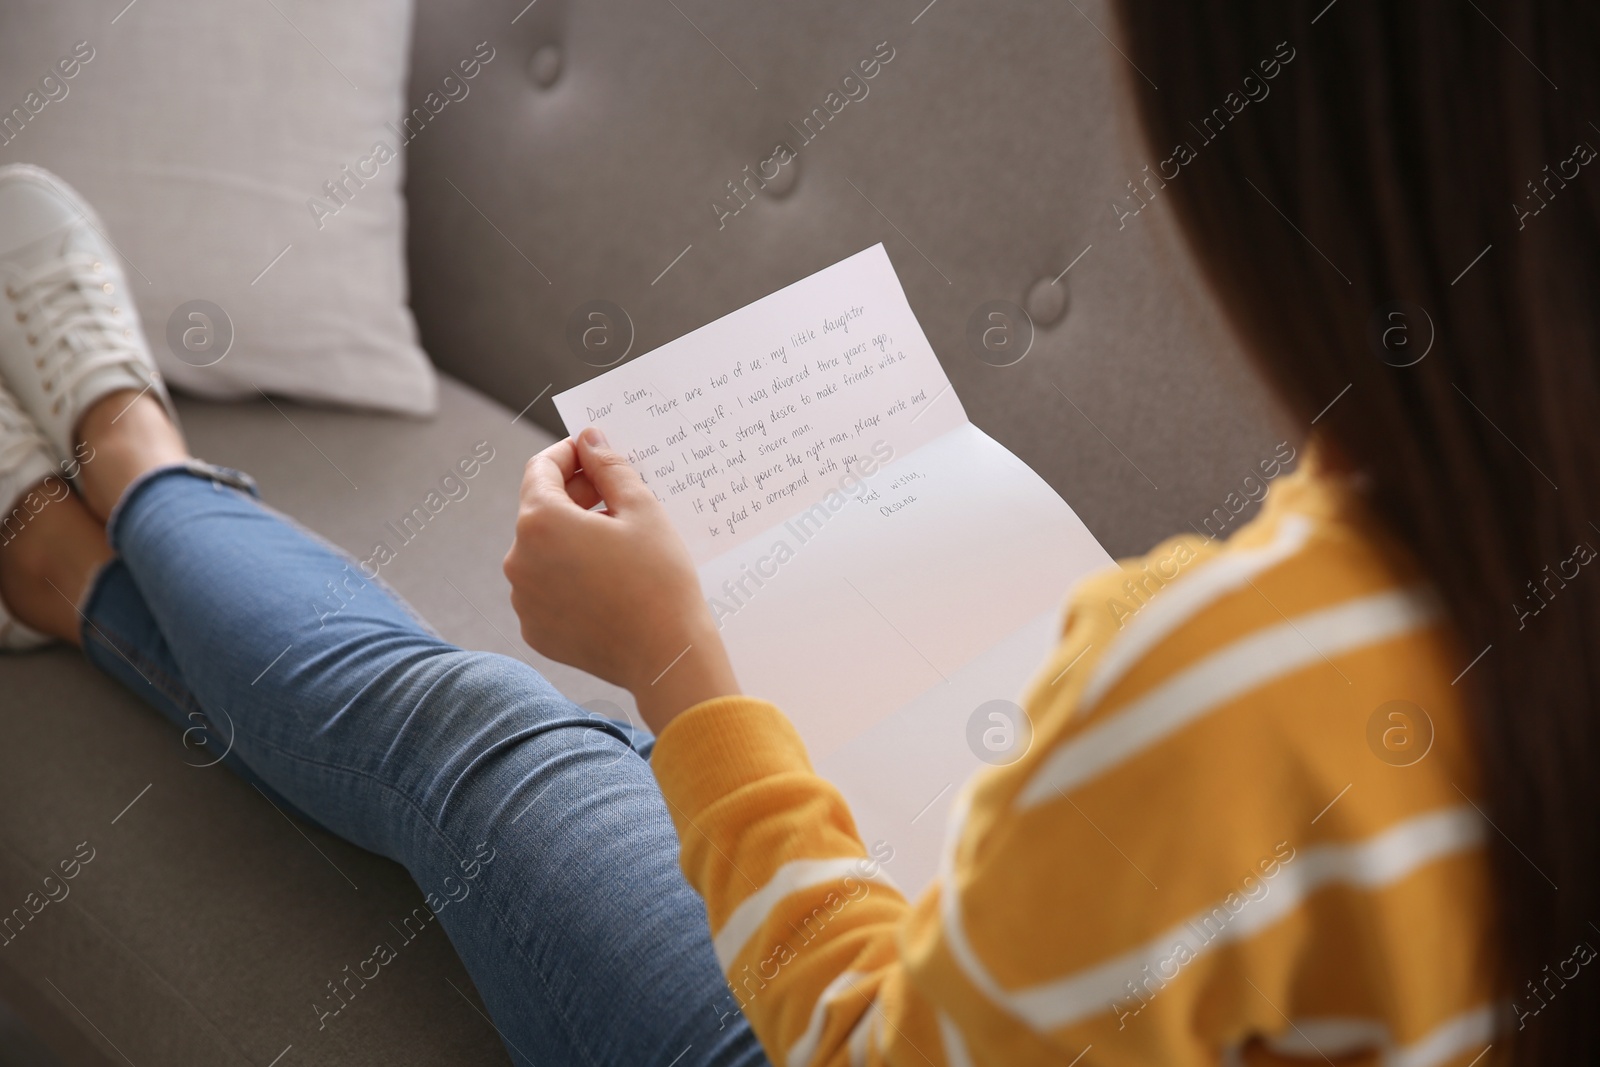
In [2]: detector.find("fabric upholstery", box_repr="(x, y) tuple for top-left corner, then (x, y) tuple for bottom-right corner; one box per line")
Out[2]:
(402, 0), (1285, 559)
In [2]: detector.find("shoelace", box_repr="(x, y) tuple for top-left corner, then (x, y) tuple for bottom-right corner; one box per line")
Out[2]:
(5, 251), (146, 419)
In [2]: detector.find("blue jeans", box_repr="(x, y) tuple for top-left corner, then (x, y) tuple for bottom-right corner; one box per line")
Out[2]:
(79, 463), (767, 1067)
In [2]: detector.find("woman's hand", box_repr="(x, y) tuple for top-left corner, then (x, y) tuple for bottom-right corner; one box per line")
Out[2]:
(503, 427), (739, 733)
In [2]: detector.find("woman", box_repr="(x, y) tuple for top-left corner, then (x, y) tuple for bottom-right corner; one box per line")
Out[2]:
(0, 2), (1593, 1065)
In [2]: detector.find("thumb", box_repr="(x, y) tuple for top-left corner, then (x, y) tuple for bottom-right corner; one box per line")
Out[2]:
(575, 426), (648, 510)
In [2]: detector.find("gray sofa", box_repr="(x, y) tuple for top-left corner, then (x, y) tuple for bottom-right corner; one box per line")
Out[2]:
(0, 0), (1282, 1062)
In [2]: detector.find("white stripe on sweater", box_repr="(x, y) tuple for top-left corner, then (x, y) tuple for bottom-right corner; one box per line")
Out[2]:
(786, 971), (872, 1067)
(1388, 1004), (1496, 1067)
(846, 1003), (877, 1067)
(944, 806), (1486, 1032)
(1078, 514), (1314, 712)
(714, 857), (899, 969)
(1262, 1017), (1388, 1057)
(937, 1013), (977, 1067)
(1017, 587), (1439, 809)
(1259, 1004), (1496, 1067)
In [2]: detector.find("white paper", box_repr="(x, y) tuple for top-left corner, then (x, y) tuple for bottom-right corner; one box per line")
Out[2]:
(555, 245), (1115, 891)
(554, 245), (967, 564)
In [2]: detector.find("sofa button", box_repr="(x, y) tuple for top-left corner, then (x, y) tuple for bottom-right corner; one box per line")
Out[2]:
(764, 153), (799, 197)
(528, 44), (563, 88)
(1024, 274), (1068, 326)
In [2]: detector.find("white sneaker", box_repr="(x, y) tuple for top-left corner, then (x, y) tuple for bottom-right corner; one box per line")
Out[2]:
(0, 378), (61, 650)
(0, 164), (178, 468)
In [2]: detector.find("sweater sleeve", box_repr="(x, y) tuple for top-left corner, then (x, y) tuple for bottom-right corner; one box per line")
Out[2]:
(650, 695), (924, 1065)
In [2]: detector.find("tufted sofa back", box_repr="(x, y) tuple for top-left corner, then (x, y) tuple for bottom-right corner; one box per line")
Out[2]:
(402, 0), (1286, 557)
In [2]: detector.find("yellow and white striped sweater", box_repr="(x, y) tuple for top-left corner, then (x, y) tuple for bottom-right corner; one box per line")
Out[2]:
(652, 458), (1497, 1066)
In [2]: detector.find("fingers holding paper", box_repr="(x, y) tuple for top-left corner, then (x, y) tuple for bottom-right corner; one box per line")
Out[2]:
(503, 426), (740, 731)
(524, 435), (602, 510)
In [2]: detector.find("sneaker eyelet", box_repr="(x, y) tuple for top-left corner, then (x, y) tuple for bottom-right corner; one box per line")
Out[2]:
(102, 283), (114, 294)
(13, 311), (23, 323)
(92, 262), (104, 273)
(25, 334), (35, 345)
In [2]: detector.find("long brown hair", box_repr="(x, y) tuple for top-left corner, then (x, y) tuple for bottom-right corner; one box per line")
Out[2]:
(1112, 3), (1600, 1062)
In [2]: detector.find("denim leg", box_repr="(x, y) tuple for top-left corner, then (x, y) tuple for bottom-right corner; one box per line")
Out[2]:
(92, 464), (767, 1067)
(81, 560), (322, 825)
